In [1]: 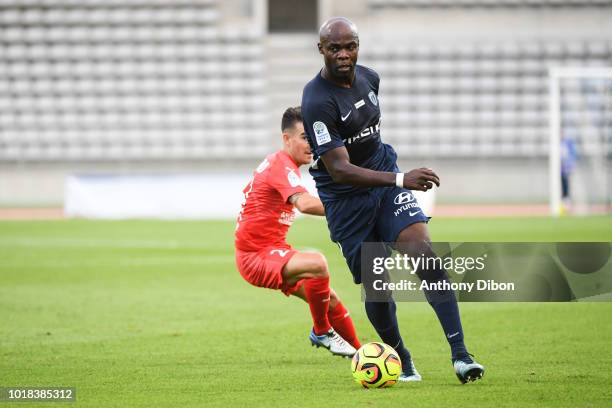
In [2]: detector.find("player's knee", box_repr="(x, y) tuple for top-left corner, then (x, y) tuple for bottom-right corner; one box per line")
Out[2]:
(398, 238), (432, 259)
(311, 253), (329, 278)
(396, 223), (432, 257)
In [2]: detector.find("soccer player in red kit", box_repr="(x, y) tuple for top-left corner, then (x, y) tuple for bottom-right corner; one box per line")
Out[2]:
(235, 107), (360, 357)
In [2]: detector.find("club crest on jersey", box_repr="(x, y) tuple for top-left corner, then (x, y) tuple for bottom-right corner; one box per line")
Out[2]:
(313, 121), (331, 145)
(368, 91), (378, 106)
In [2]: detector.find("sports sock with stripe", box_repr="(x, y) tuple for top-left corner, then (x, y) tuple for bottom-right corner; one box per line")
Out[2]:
(328, 300), (361, 349)
(303, 276), (332, 335)
(421, 275), (468, 360)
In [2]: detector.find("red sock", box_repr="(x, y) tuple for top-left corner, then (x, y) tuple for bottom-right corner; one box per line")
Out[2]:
(304, 277), (332, 335)
(328, 301), (361, 349)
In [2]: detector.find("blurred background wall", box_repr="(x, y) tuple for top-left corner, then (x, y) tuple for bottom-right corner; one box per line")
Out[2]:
(0, 0), (610, 211)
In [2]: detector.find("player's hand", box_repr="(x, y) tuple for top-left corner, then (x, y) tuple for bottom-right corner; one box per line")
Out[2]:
(403, 168), (440, 191)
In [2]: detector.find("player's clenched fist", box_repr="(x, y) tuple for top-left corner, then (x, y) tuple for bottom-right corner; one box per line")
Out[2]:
(402, 168), (440, 191)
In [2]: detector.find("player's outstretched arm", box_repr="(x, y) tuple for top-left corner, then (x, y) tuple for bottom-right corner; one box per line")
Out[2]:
(289, 192), (325, 216)
(321, 146), (440, 191)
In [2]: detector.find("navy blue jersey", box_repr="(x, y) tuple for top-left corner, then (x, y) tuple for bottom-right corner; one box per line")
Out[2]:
(301, 65), (398, 201)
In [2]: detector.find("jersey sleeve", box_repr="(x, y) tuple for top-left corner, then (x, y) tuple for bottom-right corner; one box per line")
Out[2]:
(266, 159), (308, 203)
(302, 94), (345, 157)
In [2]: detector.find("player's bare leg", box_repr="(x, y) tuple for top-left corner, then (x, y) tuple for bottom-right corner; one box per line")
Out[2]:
(283, 252), (356, 357)
(396, 222), (484, 383)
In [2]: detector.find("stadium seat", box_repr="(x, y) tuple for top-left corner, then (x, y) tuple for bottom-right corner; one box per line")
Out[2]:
(1, 1), (610, 161)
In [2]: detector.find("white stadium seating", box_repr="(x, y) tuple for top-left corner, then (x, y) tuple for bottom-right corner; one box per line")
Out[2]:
(360, 38), (612, 157)
(0, 1), (610, 160)
(369, 0), (612, 8)
(0, 0), (277, 160)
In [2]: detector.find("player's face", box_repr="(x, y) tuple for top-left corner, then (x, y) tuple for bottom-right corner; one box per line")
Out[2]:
(286, 122), (312, 166)
(319, 30), (359, 81)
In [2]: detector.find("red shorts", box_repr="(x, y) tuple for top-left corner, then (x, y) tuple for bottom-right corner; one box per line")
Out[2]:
(235, 246), (302, 296)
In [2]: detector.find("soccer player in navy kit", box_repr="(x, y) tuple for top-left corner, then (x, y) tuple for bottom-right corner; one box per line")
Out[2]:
(301, 17), (485, 383)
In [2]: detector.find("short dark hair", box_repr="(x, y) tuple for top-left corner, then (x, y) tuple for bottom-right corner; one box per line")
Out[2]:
(281, 106), (302, 132)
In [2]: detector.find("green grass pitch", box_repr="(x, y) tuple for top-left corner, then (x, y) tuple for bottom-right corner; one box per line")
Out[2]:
(1, 216), (611, 407)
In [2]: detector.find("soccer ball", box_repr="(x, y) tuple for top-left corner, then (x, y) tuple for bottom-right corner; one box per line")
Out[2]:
(351, 342), (402, 388)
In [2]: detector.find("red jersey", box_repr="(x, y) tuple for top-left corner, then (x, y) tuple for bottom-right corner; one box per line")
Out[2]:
(235, 150), (308, 252)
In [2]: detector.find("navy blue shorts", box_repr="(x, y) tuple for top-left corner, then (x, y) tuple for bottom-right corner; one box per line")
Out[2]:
(323, 186), (429, 284)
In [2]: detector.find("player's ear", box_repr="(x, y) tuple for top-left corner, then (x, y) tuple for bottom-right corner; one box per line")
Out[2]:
(282, 132), (291, 146)
(317, 42), (323, 55)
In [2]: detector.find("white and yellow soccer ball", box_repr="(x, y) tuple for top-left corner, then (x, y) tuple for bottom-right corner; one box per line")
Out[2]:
(351, 342), (402, 388)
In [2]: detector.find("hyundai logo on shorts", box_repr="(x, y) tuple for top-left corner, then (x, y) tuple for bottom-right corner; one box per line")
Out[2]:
(394, 192), (415, 205)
